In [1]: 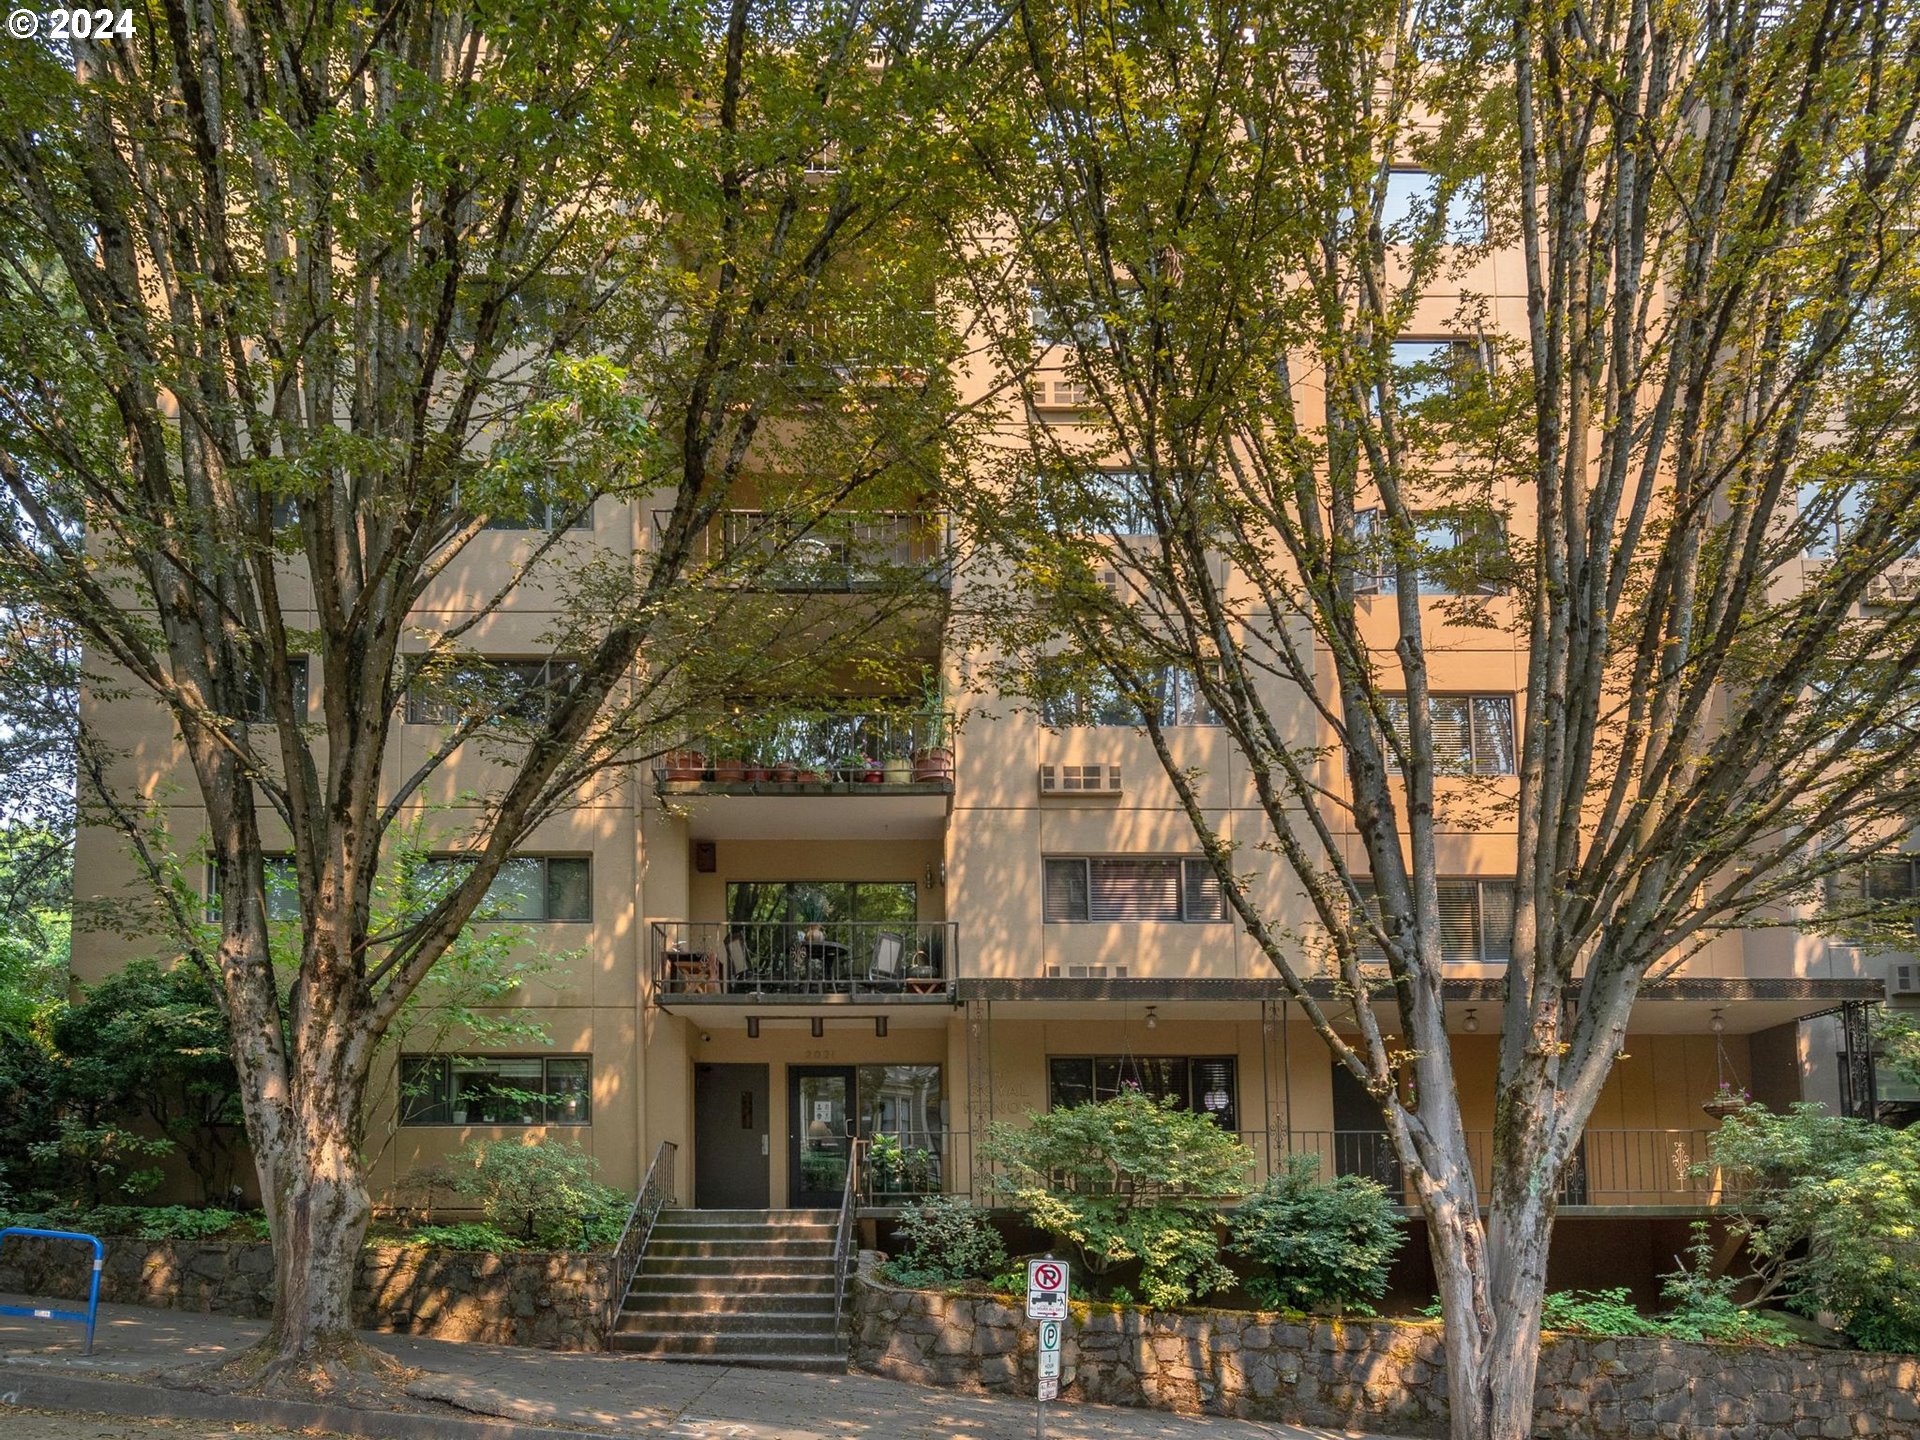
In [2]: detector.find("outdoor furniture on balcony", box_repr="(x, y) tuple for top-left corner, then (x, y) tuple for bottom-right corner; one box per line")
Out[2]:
(651, 920), (957, 1002)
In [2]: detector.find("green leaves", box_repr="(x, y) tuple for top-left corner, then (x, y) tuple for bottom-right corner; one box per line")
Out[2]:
(980, 1091), (1251, 1306)
(448, 1136), (625, 1250)
(1227, 1151), (1404, 1314)
(1709, 1104), (1920, 1352)
(882, 1196), (1007, 1289)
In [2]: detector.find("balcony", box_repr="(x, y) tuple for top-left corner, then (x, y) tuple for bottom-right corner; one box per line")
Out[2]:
(659, 509), (951, 592)
(651, 709), (953, 839)
(651, 920), (958, 1003)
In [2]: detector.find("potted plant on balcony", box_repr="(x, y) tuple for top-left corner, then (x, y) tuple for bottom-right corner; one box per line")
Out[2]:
(869, 1133), (906, 1194)
(843, 751), (883, 783)
(711, 753), (751, 783)
(663, 746), (707, 782)
(911, 679), (953, 783)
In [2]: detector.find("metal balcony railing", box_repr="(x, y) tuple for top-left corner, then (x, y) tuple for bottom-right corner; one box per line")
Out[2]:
(651, 919), (957, 1000)
(652, 709), (954, 787)
(655, 508), (951, 592)
(1279, 1129), (1733, 1207)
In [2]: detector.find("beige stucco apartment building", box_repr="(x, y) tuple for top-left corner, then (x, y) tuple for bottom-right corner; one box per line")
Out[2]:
(66, 161), (1917, 1296)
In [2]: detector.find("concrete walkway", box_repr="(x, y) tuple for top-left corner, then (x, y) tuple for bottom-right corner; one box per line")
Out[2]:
(0, 1296), (1393, 1440)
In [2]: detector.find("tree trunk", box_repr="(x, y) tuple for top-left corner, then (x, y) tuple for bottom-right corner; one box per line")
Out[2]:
(1422, 1178), (1556, 1440)
(261, 1130), (372, 1374)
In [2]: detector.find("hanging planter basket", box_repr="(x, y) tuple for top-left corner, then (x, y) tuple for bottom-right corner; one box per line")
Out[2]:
(1701, 1089), (1750, 1120)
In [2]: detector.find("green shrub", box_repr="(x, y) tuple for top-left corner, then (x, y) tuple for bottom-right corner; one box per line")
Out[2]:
(399, 1222), (524, 1253)
(450, 1138), (626, 1249)
(1707, 1103), (1920, 1351)
(1655, 1224), (1795, 1346)
(130, 1205), (247, 1241)
(980, 1091), (1251, 1307)
(1227, 1153), (1404, 1314)
(883, 1196), (1007, 1288)
(1540, 1287), (1659, 1337)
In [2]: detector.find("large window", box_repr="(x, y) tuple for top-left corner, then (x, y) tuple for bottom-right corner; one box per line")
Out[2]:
(1390, 339), (1486, 405)
(1043, 857), (1226, 923)
(400, 1054), (591, 1126)
(1354, 508), (1507, 595)
(1382, 694), (1516, 776)
(1354, 878), (1514, 965)
(420, 855), (592, 921)
(724, 880), (916, 927)
(1047, 1055), (1238, 1130)
(481, 475), (595, 532)
(405, 657), (576, 726)
(1380, 170), (1487, 245)
(208, 854), (301, 922)
(238, 657), (309, 724)
(1038, 666), (1219, 727)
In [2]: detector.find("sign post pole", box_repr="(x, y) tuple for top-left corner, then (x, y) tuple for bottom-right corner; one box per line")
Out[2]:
(1026, 1256), (1069, 1440)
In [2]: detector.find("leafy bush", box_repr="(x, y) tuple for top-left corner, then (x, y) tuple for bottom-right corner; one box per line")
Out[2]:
(883, 1196), (1007, 1288)
(1707, 1103), (1920, 1351)
(1540, 1287), (1660, 1337)
(1655, 1225), (1796, 1346)
(1228, 1153), (1404, 1314)
(980, 1091), (1251, 1307)
(450, 1138), (626, 1249)
(0, 1203), (261, 1242)
(399, 1222), (524, 1253)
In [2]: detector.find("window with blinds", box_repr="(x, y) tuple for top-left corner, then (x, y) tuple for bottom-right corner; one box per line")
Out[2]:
(1382, 694), (1516, 775)
(1047, 1055), (1238, 1129)
(1043, 857), (1226, 923)
(1353, 878), (1513, 964)
(1353, 509), (1507, 595)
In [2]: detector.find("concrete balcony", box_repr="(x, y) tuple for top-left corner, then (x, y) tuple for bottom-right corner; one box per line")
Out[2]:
(650, 920), (958, 1005)
(652, 709), (953, 840)
(658, 509), (951, 593)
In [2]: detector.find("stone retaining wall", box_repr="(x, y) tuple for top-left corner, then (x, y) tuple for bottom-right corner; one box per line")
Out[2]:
(0, 1236), (612, 1350)
(848, 1254), (1920, 1439)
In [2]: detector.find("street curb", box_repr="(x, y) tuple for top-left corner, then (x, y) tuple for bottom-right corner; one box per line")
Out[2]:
(0, 1367), (622, 1439)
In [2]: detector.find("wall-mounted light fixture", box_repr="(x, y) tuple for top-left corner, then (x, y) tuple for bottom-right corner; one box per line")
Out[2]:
(1463, 1009), (1480, 1033)
(1144, 1005), (1159, 1031)
(875, 1016), (889, 1038)
(747, 1016), (760, 1039)
(811, 1016), (825, 1039)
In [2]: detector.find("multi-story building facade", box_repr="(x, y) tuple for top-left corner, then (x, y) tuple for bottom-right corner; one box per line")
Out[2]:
(66, 158), (1916, 1305)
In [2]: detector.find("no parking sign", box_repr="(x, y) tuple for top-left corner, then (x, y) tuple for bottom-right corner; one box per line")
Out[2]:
(1025, 1258), (1068, 1320)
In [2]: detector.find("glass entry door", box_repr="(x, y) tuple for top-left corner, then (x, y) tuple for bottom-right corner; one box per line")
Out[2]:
(789, 1066), (855, 1208)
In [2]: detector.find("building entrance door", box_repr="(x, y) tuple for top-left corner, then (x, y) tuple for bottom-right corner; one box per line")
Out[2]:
(788, 1066), (855, 1208)
(694, 1063), (770, 1208)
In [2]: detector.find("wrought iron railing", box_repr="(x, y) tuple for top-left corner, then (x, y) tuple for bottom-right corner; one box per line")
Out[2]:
(859, 1128), (965, 1204)
(606, 1139), (676, 1334)
(833, 1137), (864, 1338)
(652, 709), (955, 786)
(1279, 1129), (1731, 1207)
(651, 920), (957, 1000)
(656, 509), (951, 591)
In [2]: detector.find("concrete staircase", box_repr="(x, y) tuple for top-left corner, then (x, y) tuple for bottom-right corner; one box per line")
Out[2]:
(611, 1209), (846, 1370)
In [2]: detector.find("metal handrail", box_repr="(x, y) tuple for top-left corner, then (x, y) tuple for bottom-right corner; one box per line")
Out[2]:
(651, 919), (957, 1000)
(607, 1140), (676, 1335)
(832, 1136), (864, 1337)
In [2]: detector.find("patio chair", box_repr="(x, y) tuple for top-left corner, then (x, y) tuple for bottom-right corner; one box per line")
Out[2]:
(723, 933), (752, 994)
(866, 932), (905, 992)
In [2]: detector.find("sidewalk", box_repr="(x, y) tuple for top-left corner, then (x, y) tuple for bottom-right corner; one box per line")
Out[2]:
(0, 1296), (1390, 1440)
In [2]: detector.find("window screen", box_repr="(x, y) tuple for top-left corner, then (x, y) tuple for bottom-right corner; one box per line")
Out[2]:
(1383, 694), (1516, 775)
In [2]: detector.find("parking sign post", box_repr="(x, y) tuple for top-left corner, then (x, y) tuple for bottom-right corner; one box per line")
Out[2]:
(1026, 1257), (1069, 1439)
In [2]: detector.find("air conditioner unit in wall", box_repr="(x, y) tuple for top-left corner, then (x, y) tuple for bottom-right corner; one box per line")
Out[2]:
(1045, 964), (1129, 978)
(1887, 961), (1920, 1008)
(1039, 763), (1122, 796)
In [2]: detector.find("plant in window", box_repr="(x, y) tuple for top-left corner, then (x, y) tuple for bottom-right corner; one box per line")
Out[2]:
(1227, 1153), (1405, 1314)
(449, 1137), (625, 1250)
(980, 1090), (1250, 1307)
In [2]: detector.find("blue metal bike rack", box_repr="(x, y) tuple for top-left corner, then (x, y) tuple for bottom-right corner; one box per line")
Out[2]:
(0, 1227), (104, 1354)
